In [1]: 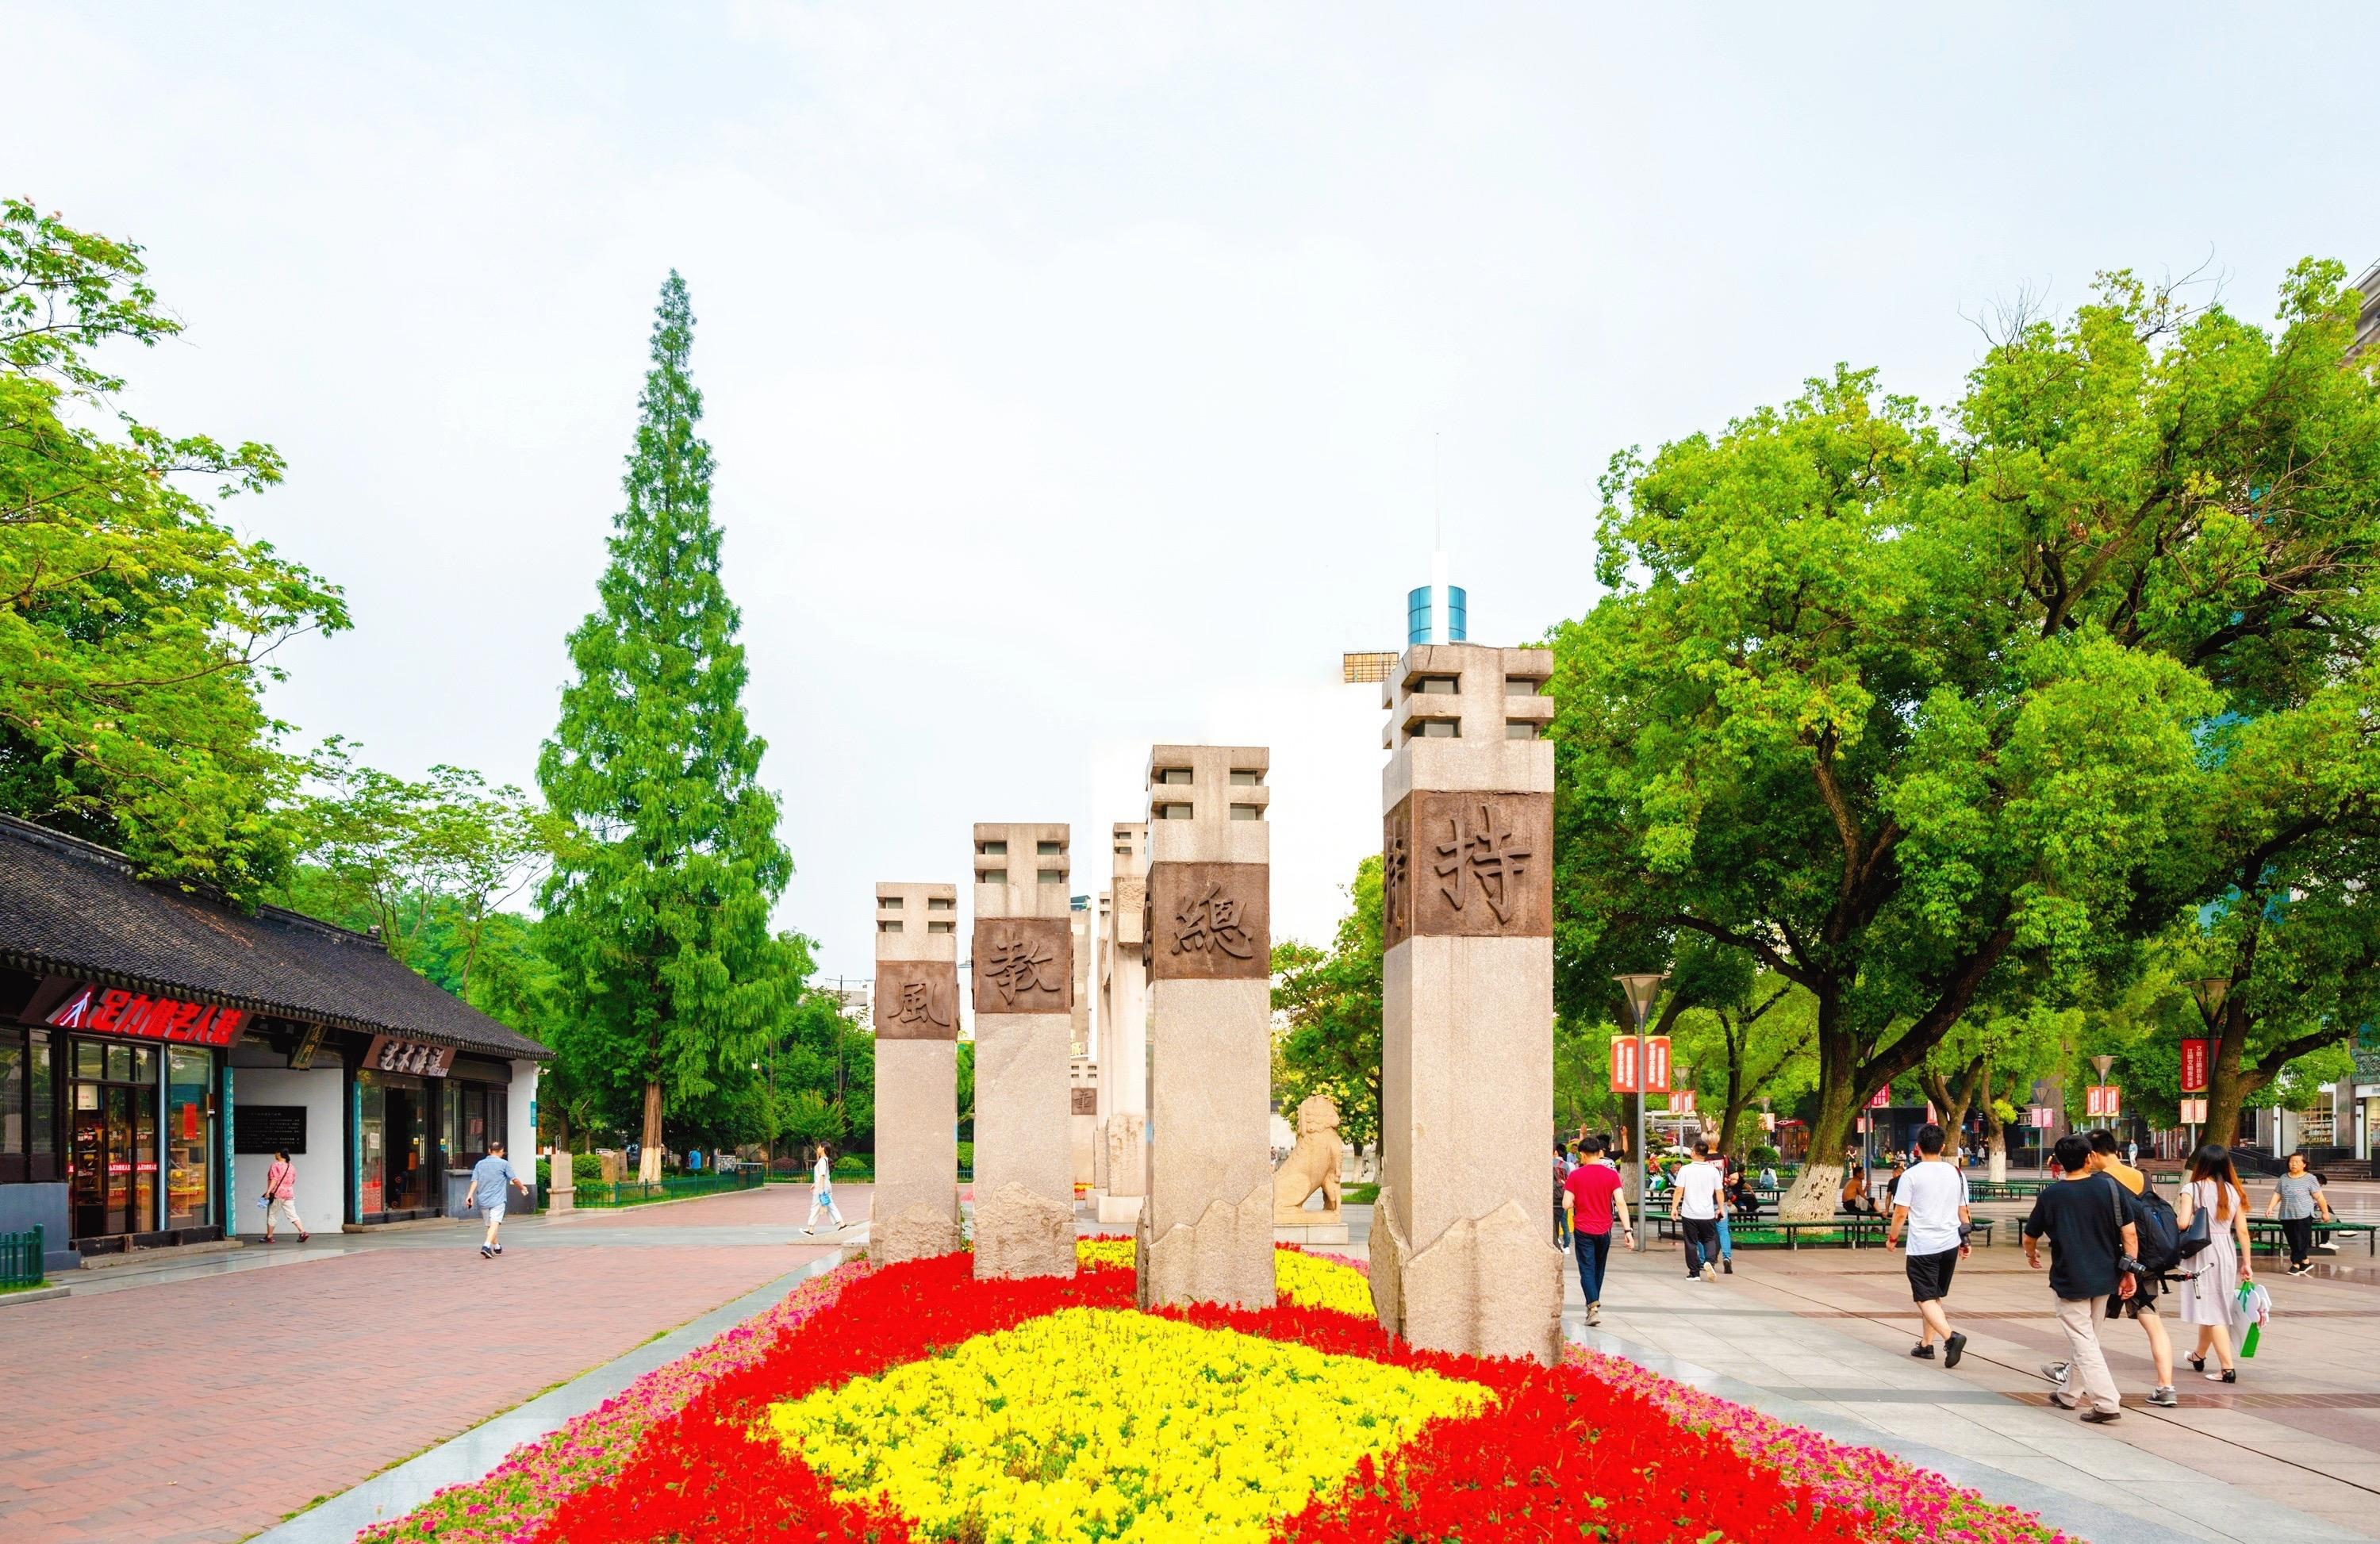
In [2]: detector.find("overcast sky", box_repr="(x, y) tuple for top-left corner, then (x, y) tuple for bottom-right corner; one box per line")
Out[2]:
(13, 5), (2374, 1004)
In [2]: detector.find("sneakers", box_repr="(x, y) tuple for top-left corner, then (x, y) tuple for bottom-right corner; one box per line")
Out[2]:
(2148, 1386), (2178, 1408)
(1722, 1258), (1733, 1274)
(493, 1244), (503, 1254)
(2040, 1362), (2071, 1385)
(2288, 1262), (2313, 1277)
(1701, 1263), (1718, 1283)
(479, 1243), (494, 1259)
(1586, 1304), (1601, 1326)
(1910, 1342), (1935, 1360)
(2082, 1408), (2122, 1424)
(1944, 1331), (1967, 1369)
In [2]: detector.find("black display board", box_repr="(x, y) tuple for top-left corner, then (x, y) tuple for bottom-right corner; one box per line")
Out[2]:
(235, 1104), (307, 1154)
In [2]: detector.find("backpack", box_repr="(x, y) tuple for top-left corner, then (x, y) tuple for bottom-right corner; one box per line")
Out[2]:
(2130, 1178), (2184, 1276)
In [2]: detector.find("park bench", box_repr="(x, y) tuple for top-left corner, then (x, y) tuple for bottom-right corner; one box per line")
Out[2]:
(2248, 1217), (2379, 1258)
(1653, 1214), (1888, 1250)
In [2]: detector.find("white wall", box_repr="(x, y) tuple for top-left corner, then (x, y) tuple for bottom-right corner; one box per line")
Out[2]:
(230, 1066), (347, 1235)
(508, 1061), (539, 1201)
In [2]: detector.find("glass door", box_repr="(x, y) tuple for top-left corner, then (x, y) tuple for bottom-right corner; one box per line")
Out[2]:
(67, 1039), (159, 1242)
(166, 1047), (213, 1231)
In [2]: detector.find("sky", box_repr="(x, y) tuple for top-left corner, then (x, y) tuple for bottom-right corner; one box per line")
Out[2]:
(11, 4), (2375, 1008)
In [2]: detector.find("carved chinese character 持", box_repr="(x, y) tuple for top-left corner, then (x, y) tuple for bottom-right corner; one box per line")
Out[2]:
(1433, 800), (1532, 925)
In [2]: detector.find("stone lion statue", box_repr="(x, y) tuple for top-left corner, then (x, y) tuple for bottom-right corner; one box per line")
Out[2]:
(1273, 1094), (1345, 1223)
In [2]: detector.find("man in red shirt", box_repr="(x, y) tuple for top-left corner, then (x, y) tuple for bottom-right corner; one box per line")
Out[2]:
(1563, 1134), (1634, 1326)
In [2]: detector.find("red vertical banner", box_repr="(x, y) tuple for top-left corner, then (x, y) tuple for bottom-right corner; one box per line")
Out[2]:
(2180, 1039), (2209, 1093)
(1607, 1037), (1638, 1094)
(1644, 1035), (1672, 1094)
(1671, 1089), (1696, 1115)
(1869, 1085), (1891, 1110)
(2104, 1085), (2121, 1118)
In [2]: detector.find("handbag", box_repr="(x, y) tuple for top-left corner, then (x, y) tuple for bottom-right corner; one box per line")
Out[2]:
(2176, 1181), (2213, 1262)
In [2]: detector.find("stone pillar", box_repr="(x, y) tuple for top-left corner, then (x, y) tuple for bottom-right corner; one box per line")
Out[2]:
(1069, 1056), (1099, 1185)
(970, 823), (1077, 1279)
(547, 1143), (574, 1215)
(873, 881), (963, 1264)
(1092, 890), (1114, 1192)
(1136, 747), (1275, 1310)
(1369, 645), (1563, 1365)
(1097, 825), (1150, 1225)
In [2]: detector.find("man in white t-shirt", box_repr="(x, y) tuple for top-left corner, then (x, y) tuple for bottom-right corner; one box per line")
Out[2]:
(1886, 1123), (1972, 1367)
(1670, 1140), (1727, 1283)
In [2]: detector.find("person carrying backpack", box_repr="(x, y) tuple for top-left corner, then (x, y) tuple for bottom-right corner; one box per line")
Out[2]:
(2044, 1130), (2178, 1408)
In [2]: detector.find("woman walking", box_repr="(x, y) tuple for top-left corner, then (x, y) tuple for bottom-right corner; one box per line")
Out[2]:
(2266, 1151), (2334, 1276)
(2176, 1143), (2254, 1382)
(803, 1143), (846, 1233)
(260, 1148), (308, 1244)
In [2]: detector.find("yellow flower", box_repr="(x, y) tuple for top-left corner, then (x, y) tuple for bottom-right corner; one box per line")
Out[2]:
(1273, 1250), (1374, 1318)
(763, 1307), (1488, 1543)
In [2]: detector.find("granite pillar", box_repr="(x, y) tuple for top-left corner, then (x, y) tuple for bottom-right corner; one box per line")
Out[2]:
(1368, 646), (1563, 1365)
(970, 823), (1077, 1279)
(1096, 824), (1150, 1225)
(872, 881), (963, 1265)
(1135, 747), (1274, 1311)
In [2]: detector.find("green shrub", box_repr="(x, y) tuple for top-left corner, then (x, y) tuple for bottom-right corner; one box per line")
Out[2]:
(1749, 1145), (1783, 1170)
(956, 1140), (974, 1173)
(831, 1154), (869, 1178)
(1342, 1182), (1380, 1205)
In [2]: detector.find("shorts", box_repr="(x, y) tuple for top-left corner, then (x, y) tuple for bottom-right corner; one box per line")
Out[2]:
(1906, 1247), (1959, 1303)
(2108, 1276), (2159, 1319)
(481, 1204), (506, 1224)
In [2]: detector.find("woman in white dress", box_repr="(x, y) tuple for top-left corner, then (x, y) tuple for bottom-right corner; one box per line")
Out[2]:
(803, 1143), (846, 1232)
(2175, 1143), (2255, 1383)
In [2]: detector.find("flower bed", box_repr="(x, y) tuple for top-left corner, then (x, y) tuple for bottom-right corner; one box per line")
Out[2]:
(364, 1242), (2068, 1544)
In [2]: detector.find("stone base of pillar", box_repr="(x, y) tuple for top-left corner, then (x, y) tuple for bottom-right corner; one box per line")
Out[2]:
(1368, 1185), (1560, 1365)
(1095, 1192), (1144, 1225)
(876, 1200), (965, 1266)
(1090, 1118), (1108, 1189)
(1135, 1181), (1275, 1311)
(1273, 1221), (1348, 1245)
(972, 1180), (1076, 1279)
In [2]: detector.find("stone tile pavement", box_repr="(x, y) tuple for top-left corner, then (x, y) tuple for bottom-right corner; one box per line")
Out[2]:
(0, 1182), (850, 1543)
(1577, 1223), (2380, 1542)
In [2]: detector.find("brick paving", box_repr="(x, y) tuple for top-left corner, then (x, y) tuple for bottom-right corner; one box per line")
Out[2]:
(0, 1186), (839, 1544)
(1585, 1208), (2380, 1542)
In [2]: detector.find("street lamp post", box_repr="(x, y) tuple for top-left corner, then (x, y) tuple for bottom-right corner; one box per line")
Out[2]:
(2191, 977), (2229, 1157)
(1614, 972), (1668, 1254)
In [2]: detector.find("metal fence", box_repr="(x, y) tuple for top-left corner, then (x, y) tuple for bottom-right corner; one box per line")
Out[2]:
(2, 1225), (42, 1289)
(573, 1170), (768, 1208)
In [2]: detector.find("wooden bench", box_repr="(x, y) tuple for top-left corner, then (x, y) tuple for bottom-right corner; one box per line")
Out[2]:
(1655, 1215), (1888, 1250)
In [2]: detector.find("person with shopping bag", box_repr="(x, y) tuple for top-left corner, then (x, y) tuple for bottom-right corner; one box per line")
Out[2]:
(2176, 1143), (2255, 1383)
(803, 1142), (846, 1233)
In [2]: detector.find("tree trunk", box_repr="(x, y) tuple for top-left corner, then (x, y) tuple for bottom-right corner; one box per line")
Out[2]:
(1782, 1078), (1857, 1220)
(2204, 997), (2255, 1149)
(639, 1080), (665, 1182)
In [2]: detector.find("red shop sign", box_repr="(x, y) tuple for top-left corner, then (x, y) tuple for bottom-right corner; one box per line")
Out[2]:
(2179, 1038), (2209, 1094)
(41, 982), (246, 1047)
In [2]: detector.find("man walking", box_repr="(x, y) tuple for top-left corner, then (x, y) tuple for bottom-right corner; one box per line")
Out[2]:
(1553, 1140), (1573, 1248)
(1886, 1123), (1971, 1367)
(1564, 1135), (1633, 1325)
(1672, 1139), (1726, 1282)
(2042, 1130), (2179, 1408)
(2022, 1132), (2142, 1423)
(464, 1139), (521, 1258)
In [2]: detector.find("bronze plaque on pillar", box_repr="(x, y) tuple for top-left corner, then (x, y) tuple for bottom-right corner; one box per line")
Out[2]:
(1384, 790), (1553, 948)
(874, 959), (959, 1041)
(971, 917), (1074, 1013)
(1145, 862), (1269, 980)
(1071, 1086), (1098, 1116)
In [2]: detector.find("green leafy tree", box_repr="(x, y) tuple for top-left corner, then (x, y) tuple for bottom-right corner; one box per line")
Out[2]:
(537, 272), (795, 1183)
(274, 739), (548, 990)
(1670, 966), (1816, 1162)
(1553, 265), (2380, 1217)
(1, 198), (347, 897)
(1270, 855), (1385, 1157)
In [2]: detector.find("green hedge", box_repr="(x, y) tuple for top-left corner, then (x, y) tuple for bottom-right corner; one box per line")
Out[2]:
(574, 1171), (766, 1208)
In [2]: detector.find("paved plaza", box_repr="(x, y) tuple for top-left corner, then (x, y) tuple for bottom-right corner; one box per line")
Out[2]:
(1556, 1184), (2380, 1544)
(0, 1182), (861, 1544)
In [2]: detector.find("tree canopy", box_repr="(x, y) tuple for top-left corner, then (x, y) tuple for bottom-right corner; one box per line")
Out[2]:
(0, 198), (347, 899)
(1554, 260), (2380, 1202)
(1271, 855), (1385, 1155)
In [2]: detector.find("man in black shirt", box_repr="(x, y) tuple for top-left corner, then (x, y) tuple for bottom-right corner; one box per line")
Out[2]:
(2023, 1133), (2141, 1422)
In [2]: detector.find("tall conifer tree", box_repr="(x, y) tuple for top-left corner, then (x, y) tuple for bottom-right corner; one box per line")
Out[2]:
(538, 272), (792, 1180)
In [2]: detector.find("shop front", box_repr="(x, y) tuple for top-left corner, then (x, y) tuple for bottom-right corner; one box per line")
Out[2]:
(0, 813), (550, 1269)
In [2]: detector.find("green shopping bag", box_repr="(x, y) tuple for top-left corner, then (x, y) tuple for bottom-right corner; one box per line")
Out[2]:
(2236, 1282), (2263, 1358)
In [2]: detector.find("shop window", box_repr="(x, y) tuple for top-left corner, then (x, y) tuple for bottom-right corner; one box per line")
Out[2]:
(486, 1089), (507, 1154)
(164, 1047), (212, 1230)
(359, 1074), (385, 1218)
(0, 1034), (21, 1183)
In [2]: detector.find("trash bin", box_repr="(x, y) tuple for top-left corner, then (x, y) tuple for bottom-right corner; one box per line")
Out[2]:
(444, 1170), (475, 1219)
